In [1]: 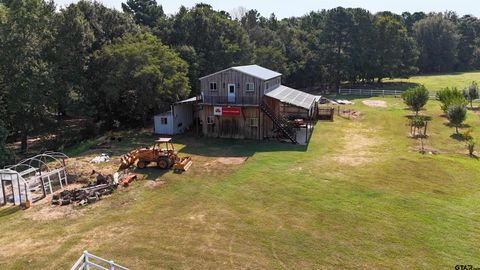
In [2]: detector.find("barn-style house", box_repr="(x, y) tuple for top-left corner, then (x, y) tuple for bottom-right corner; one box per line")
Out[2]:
(198, 65), (318, 144)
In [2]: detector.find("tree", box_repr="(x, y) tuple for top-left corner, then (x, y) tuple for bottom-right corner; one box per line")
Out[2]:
(437, 87), (467, 113)
(50, 4), (94, 116)
(89, 33), (190, 127)
(456, 15), (480, 70)
(447, 104), (467, 134)
(320, 7), (355, 89)
(401, 85), (429, 115)
(0, 124), (13, 167)
(414, 14), (459, 73)
(121, 0), (164, 28)
(0, 0), (56, 152)
(463, 81), (479, 109)
(158, 4), (253, 80)
(373, 13), (419, 82)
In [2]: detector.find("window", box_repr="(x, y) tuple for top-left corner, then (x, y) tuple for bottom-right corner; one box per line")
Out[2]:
(265, 82), (270, 90)
(209, 82), (217, 91)
(248, 118), (258, 127)
(160, 117), (168, 125)
(207, 116), (215, 124)
(246, 83), (255, 92)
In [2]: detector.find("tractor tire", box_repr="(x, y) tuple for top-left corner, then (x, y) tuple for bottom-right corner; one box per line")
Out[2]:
(137, 160), (148, 169)
(157, 158), (171, 169)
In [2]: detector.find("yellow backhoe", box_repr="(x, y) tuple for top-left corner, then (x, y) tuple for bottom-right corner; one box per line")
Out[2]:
(119, 138), (192, 172)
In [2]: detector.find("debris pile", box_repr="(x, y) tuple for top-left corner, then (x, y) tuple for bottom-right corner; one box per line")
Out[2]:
(52, 171), (137, 206)
(52, 184), (115, 206)
(90, 153), (111, 163)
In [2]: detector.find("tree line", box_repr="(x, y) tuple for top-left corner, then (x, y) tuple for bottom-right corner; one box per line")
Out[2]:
(1, 0), (480, 154)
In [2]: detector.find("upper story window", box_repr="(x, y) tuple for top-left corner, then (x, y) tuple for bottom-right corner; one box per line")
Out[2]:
(246, 83), (255, 92)
(209, 82), (217, 91)
(265, 81), (270, 90)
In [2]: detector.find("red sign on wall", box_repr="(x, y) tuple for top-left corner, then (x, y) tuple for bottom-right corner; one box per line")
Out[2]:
(214, 106), (241, 116)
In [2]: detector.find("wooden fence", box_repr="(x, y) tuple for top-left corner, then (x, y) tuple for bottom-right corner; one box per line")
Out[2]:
(70, 251), (129, 270)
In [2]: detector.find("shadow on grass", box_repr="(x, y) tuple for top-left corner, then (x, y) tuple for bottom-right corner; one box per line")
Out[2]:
(443, 122), (471, 130)
(450, 133), (465, 141)
(176, 134), (308, 158)
(404, 115), (433, 121)
(0, 206), (20, 218)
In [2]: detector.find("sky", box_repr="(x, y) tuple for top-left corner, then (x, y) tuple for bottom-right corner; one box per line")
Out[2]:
(54, 0), (480, 18)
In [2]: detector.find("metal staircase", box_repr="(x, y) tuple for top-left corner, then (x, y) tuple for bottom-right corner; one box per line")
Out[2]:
(260, 101), (298, 144)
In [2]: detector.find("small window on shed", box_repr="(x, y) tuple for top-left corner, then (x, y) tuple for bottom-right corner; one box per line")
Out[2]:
(210, 82), (217, 91)
(246, 83), (255, 92)
(248, 118), (258, 127)
(207, 116), (215, 124)
(265, 82), (269, 90)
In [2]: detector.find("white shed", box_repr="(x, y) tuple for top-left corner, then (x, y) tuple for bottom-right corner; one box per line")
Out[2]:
(154, 97), (197, 135)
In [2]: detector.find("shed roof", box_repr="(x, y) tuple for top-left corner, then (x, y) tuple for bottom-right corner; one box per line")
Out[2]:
(199, 65), (281, 81)
(174, 96), (197, 105)
(265, 85), (317, 110)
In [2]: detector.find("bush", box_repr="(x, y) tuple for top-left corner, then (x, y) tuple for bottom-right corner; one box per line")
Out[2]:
(437, 87), (467, 113)
(463, 81), (479, 109)
(446, 104), (467, 134)
(466, 139), (476, 156)
(401, 85), (429, 115)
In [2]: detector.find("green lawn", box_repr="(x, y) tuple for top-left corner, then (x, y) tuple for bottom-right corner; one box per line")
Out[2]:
(385, 71), (480, 92)
(1, 97), (480, 269)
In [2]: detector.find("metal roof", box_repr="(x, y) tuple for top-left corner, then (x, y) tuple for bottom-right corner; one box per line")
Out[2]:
(199, 65), (281, 81)
(174, 96), (197, 104)
(265, 85), (317, 110)
(156, 138), (172, 143)
(231, 65), (281, 80)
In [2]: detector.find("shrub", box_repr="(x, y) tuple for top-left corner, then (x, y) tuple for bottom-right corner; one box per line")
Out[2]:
(446, 104), (467, 134)
(466, 138), (476, 156)
(410, 115), (428, 137)
(437, 87), (467, 113)
(401, 85), (429, 115)
(463, 81), (479, 109)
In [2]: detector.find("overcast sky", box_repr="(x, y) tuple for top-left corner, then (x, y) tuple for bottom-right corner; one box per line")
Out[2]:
(54, 0), (480, 18)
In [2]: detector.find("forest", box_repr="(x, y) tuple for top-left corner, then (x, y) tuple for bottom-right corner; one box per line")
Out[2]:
(1, 0), (480, 158)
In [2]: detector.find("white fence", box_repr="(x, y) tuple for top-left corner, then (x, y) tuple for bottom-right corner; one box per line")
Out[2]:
(339, 88), (404, 96)
(71, 251), (129, 270)
(339, 88), (438, 98)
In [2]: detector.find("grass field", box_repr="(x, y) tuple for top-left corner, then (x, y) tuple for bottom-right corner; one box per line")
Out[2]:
(384, 71), (480, 92)
(1, 97), (480, 269)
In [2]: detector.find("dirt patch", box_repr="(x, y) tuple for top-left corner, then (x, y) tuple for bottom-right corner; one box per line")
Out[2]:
(332, 126), (380, 166)
(216, 157), (247, 165)
(362, 100), (387, 108)
(26, 204), (85, 221)
(144, 180), (167, 189)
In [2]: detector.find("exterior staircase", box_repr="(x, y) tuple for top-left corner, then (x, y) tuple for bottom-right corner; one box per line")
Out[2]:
(260, 101), (298, 144)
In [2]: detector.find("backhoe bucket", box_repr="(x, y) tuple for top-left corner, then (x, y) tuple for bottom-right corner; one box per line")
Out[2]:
(174, 157), (193, 172)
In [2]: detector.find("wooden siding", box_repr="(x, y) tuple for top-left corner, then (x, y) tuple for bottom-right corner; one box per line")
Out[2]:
(200, 70), (282, 105)
(199, 104), (284, 140)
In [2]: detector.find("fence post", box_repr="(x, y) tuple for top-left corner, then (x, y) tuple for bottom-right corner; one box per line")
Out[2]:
(84, 250), (90, 270)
